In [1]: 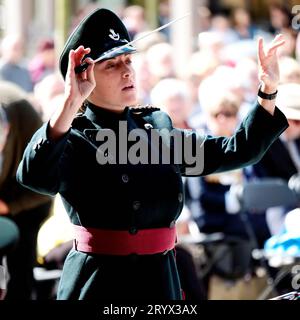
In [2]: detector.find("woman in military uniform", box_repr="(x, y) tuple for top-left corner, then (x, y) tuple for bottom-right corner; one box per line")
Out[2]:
(17, 8), (288, 300)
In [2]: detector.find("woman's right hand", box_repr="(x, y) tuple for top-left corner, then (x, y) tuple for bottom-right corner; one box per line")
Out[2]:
(49, 46), (95, 140)
(64, 46), (95, 106)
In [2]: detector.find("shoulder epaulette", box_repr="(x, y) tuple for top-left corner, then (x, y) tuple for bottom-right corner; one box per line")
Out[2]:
(130, 104), (160, 115)
(71, 113), (95, 131)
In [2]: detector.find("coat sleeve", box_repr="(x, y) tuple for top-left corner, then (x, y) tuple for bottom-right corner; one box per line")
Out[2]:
(16, 121), (71, 196)
(4, 181), (52, 215)
(179, 103), (289, 177)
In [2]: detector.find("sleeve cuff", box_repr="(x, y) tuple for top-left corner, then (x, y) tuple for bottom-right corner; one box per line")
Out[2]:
(31, 121), (71, 155)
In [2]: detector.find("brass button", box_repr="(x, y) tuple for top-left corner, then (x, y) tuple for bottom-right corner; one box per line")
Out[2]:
(121, 174), (129, 183)
(132, 201), (141, 211)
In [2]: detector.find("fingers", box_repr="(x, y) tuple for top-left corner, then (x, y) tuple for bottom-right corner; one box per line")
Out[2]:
(267, 34), (285, 53)
(72, 46), (93, 80)
(271, 33), (284, 43)
(73, 46), (91, 65)
(268, 40), (285, 53)
(66, 49), (76, 79)
(72, 46), (92, 76)
(257, 37), (265, 64)
(66, 46), (90, 76)
(84, 57), (95, 83)
(258, 34), (285, 62)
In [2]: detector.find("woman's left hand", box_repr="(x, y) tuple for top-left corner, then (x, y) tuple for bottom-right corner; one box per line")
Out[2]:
(258, 34), (285, 92)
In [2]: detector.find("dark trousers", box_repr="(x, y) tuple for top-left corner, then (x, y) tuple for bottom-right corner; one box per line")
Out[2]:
(5, 201), (52, 300)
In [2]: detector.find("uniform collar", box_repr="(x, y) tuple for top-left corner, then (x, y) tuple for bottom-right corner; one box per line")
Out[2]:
(84, 102), (129, 128)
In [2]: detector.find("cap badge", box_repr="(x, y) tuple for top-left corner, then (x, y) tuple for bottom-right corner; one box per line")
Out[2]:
(109, 29), (120, 41)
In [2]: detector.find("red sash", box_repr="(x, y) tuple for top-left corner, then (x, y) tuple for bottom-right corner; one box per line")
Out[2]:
(73, 224), (177, 255)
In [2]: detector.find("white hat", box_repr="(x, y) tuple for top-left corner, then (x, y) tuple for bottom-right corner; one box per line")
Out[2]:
(276, 83), (300, 120)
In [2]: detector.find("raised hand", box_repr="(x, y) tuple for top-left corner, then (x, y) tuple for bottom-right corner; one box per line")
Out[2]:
(257, 34), (285, 92)
(64, 46), (96, 106)
(49, 46), (96, 140)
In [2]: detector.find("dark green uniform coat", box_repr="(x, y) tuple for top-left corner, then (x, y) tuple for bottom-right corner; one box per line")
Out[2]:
(16, 102), (287, 300)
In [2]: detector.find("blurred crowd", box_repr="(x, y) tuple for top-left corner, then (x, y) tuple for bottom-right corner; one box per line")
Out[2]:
(1, 1), (300, 301)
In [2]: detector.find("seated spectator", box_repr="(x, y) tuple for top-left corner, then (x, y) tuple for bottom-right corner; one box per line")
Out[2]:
(252, 83), (300, 181)
(0, 107), (19, 279)
(29, 38), (56, 85)
(150, 77), (193, 129)
(231, 7), (259, 40)
(122, 5), (148, 39)
(251, 83), (300, 236)
(145, 43), (176, 85)
(278, 56), (300, 84)
(185, 90), (271, 247)
(0, 34), (33, 92)
(0, 81), (52, 299)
